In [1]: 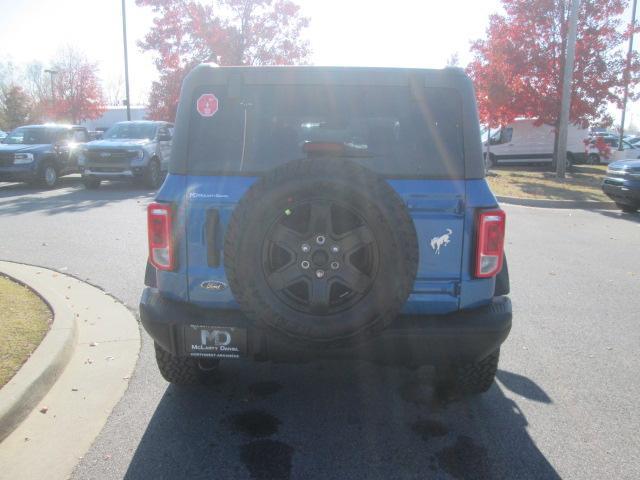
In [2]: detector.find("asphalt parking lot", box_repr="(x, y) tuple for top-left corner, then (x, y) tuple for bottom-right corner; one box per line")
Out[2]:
(1, 176), (639, 480)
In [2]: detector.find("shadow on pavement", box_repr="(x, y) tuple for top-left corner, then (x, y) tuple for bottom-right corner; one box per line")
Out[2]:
(594, 208), (640, 224)
(0, 177), (155, 216)
(123, 363), (560, 480)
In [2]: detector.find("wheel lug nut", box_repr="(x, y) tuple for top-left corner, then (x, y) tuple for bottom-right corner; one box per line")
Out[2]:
(316, 235), (326, 245)
(301, 243), (311, 253)
(330, 245), (339, 253)
(301, 260), (310, 269)
(315, 269), (325, 278)
(330, 261), (339, 270)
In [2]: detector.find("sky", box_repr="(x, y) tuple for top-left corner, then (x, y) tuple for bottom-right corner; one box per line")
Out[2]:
(0, 0), (637, 127)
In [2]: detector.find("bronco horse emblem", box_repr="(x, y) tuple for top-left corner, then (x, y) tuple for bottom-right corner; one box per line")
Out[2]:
(430, 229), (453, 255)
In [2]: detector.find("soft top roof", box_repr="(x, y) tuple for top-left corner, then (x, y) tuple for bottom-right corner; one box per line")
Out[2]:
(183, 63), (469, 86)
(171, 64), (485, 179)
(112, 120), (169, 125)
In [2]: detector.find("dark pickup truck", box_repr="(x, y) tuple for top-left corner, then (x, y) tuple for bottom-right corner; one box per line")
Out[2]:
(0, 124), (88, 187)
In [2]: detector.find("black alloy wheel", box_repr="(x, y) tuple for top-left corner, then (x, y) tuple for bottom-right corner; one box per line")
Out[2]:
(262, 199), (379, 316)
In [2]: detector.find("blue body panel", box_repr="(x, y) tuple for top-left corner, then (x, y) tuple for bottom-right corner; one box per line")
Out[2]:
(154, 174), (500, 316)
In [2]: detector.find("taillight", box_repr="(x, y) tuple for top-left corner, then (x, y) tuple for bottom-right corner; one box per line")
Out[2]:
(475, 209), (506, 278)
(147, 203), (174, 271)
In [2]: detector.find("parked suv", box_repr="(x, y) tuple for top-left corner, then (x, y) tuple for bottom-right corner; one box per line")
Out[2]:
(79, 120), (173, 189)
(602, 159), (640, 212)
(0, 124), (88, 187)
(140, 65), (512, 394)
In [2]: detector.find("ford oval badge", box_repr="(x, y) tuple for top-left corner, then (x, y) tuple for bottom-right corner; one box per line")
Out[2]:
(200, 280), (227, 291)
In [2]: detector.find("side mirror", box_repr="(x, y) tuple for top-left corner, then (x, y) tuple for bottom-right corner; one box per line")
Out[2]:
(157, 133), (171, 142)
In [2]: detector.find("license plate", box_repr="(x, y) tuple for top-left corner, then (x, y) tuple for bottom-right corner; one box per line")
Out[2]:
(184, 325), (247, 359)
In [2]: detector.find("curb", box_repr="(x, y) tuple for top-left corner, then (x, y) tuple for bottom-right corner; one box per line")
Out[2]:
(0, 263), (77, 443)
(0, 261), (140, 480)
(496, 195), (617, 210)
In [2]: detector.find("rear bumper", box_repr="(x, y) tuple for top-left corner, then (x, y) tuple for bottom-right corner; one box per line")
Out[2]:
(140, 288), (512, 366)
(602, 179), (640, 205)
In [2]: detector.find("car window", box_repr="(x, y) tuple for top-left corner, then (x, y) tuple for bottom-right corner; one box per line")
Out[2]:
(72, 129), (88, 143)
(103, 123), (157, 140)
(3, 127), (56, 144)
(187, 85), (464, 178)
(158, 126), (171, 140)
(500, 127), (513, 144)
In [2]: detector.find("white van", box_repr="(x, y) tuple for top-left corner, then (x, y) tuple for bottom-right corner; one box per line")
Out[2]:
(486, 119), (588, 166)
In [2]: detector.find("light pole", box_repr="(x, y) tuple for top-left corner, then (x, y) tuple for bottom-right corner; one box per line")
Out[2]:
(121, 0), (132, 121)
(618, 0), (638, 150)
(556, 0), (580, 179)
(44, 69), (58, 101)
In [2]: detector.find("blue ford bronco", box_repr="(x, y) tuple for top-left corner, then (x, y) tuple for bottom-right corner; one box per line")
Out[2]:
(141, 65), (511, 394)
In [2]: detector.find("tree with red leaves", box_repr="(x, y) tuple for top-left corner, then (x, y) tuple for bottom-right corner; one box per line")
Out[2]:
(467, 0), (639, 140)
(137, 0), (311, 121)
(46, 48), (106, 124)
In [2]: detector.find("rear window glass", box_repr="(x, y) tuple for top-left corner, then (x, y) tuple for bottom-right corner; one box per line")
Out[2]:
(187, 85), (464, 177)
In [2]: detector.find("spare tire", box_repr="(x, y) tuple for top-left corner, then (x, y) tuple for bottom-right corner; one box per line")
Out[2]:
(224, 158), (418, 346)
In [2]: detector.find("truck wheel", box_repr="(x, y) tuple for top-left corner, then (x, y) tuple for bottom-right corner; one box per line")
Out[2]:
(154, 342), (204, 385)
(40, 163), (58, 188)
(82, 176), (101, 189)
(441, 349), (500, 395)
(616, 203), (638, 213)
(484, 152), (496, 170)
(566, 153), (574, 171)
(588, 154), (600, 165)
(224, 158), (419, 347)
(144, 159), (162, 189)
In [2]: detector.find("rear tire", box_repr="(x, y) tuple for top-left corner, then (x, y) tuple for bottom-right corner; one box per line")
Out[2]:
(439, 349), (500, 395)
(82, 176), (101, 189)
(566, 152), (574, 172)
(616, 203), (638, 213)
(588, 153), (600, 165)
(154, 342), (204, 385)
(224, 158), (419, 347)
(144, 159), (162, 189)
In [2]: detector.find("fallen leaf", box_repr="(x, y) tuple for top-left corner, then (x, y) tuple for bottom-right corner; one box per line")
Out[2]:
(39, 406), (48, 414)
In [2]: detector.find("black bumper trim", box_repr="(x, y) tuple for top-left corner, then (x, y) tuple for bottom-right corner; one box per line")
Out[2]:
(602, 182), (640, 204)
(140, 288), (512, 366)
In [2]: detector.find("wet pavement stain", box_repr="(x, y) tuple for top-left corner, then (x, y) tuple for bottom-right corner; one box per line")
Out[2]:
(240, 439), (294, 480)
(436, 435), (490, 480)
(399, 381), (459, 409)
(411, 419), (449, 439)
(229, 410), (281, 437)
(248, 381), (283, 399)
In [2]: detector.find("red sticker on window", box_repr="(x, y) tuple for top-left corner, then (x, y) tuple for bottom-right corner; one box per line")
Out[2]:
(196, 94), (219, 117)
